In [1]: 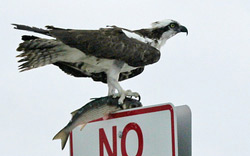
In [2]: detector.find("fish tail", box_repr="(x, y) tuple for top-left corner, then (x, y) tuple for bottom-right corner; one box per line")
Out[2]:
(53, 128), (70, 150)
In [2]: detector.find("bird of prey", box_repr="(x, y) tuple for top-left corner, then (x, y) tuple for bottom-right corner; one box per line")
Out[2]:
(13, 19), (188, 103)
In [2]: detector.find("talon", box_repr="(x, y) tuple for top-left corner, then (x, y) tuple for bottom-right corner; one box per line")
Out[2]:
(118, 95), (125, 104)
(111, 89), (140, 104)
(112, 93), (120, 99)
(137, 95), (141, 101)
(80, 124), (86, 131)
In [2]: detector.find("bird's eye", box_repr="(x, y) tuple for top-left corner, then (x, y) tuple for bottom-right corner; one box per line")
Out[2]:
(170, 23), (176, 28)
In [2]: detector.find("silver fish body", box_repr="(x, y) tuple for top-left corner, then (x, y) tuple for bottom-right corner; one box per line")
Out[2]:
(53, 96), (142, 150)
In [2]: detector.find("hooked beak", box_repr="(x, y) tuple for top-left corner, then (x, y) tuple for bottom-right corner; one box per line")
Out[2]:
(178, 25), (188, 35)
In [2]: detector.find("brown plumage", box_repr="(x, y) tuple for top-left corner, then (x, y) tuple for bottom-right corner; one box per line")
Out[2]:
(13, 20), (187, 103)
(14, 25), (159, 83)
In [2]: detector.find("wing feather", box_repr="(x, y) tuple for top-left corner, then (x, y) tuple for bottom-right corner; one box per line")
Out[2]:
(48, 27), (160, 67)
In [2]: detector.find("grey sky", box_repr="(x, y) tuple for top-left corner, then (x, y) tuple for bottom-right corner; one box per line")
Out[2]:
(1, 0), (249, 155)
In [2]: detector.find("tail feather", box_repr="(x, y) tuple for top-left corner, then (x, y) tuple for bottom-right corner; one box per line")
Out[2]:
(53, 128), (70, 150)
(12, 24), (50, 36)
(16, 36), (65, 71)
(21, 35), (39, 41)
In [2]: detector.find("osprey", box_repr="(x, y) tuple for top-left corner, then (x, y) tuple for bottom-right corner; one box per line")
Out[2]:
(13, 19), (188, 103)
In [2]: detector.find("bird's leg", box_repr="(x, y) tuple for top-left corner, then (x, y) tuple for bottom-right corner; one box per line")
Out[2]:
(107, 61), (124, 98)
(108, 83), (116, 95)
(106, 61), (140, 104)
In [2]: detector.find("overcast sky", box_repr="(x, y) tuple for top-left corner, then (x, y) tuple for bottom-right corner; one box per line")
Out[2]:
(1, 0), (249, 155)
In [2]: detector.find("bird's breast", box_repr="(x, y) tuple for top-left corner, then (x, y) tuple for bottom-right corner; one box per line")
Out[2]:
(62, 45), (137, 74)
(80, 56), (136, 74)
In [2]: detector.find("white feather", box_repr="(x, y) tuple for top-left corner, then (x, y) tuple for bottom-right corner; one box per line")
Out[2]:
(152, 30), (177, 49)
(151, 19), (178, 28)
(122, 30), (153, 44)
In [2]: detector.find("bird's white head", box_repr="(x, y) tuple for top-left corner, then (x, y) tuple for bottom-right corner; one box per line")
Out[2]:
(150, 19), (188, 49)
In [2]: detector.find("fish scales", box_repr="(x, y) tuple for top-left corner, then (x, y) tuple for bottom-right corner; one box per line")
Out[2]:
(53, 96), (142, 150)
(68, 104), (119, 129)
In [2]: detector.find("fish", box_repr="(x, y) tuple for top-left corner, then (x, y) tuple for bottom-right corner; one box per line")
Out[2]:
(53, 96), (142, 150)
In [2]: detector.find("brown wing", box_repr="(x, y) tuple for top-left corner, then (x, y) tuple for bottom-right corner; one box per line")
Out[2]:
(53, 62), (144, 83)
(48, 27), (160, 67)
